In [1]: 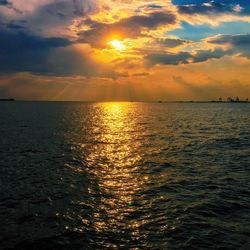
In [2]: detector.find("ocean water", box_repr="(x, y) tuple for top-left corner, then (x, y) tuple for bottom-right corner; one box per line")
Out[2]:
(0, 102), (250, 250)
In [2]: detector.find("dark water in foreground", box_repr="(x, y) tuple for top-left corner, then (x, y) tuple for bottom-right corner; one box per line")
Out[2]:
(0, 102), (250, 249)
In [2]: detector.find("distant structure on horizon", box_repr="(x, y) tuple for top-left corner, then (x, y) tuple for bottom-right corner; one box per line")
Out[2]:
(223, 97), (249, 103)
(164, 97), (249, 103)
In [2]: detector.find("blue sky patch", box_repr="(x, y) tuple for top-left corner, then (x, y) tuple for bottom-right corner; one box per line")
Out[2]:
(168, 21), (250, 41)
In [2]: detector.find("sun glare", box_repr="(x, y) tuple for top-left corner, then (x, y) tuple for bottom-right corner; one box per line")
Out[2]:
(109, 40), (125, 50)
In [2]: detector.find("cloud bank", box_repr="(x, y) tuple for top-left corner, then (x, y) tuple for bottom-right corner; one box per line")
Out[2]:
(0, 0), (250, 100)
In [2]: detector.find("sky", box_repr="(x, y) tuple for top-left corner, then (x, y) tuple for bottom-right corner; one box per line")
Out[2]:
(0, 0), (250, 101)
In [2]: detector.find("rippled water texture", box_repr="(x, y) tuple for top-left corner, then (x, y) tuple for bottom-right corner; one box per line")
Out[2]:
(0, 102), (250, 249)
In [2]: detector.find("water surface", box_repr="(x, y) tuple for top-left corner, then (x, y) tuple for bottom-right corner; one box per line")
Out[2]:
(0, 102), (250, 249)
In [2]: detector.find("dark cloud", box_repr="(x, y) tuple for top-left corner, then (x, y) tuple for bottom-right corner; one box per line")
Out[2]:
(158, 38), (190, 47)
(0, 0), (9, 5)
(192, 49), (226, 62)
(173, 1), (250, 8)
(146, 51), (191, 65)
(146, 49), (226, 65)
(208, 33), (250, 46)
(78, 11), (176, 48)
(177, 1), (242, 15)
(0, 30), (72, 74)
(6, 22), (25, 30)
(72, 0), (97, 16)
(0, 0), (99, 36)
(207, 34), (250, 58)
(36, 0), (97, 19)
(0, 0), (22, 14)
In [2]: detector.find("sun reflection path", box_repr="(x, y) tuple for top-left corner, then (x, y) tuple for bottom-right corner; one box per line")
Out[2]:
(85, 102), (148, 242)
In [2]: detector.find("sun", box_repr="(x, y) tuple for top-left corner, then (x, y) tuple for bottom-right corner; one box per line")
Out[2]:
(109, 40), (125, 50)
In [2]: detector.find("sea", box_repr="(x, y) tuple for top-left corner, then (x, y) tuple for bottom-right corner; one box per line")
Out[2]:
(0, 101), (250, 249)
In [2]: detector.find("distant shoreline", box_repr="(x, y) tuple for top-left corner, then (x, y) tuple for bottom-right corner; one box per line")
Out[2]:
(0, 98), (15, 101)
(0, 99), (249, 103)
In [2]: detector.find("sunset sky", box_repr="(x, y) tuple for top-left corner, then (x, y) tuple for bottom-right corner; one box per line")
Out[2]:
(0, 0), (250, 101)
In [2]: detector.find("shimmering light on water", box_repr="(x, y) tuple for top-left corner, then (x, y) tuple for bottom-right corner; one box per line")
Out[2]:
(83, 103), (145, 242)
(0, 102), (250, 249)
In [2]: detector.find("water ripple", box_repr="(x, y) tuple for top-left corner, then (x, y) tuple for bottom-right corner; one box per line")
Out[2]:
(0, 102), (250, 249)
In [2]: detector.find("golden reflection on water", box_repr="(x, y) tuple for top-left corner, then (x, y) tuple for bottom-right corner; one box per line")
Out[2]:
(86, 102), (147, 237)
